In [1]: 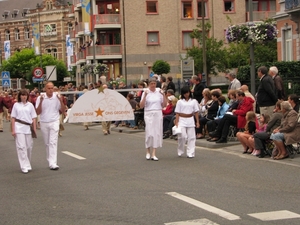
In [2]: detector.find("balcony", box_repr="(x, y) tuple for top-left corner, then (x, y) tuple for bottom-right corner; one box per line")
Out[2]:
(85, 45), (122, 59)
(76, 51), (86, 64)
(246, 11), (276, 21)
(94, 14), (121, 29)
(285, 0), (300, 10)
(75, 22), (87, 36)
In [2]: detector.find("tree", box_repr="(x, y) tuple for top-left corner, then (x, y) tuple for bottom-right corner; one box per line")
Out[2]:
(152, 60), (170, 75)
(187, 22), (227, 75)
(1, 48), (68, 83)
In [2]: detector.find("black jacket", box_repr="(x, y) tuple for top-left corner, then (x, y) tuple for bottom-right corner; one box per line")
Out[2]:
(166, 81), (176, 93)
(193, 83), (204, 104)
(257, 75), (277, 107)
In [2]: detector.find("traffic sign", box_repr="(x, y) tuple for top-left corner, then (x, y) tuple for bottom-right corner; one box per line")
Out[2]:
(32, 77), (44, 83)
(2, 79), (10, 87)
(33, 67), (44, 78)
(1, 71), (10, 79)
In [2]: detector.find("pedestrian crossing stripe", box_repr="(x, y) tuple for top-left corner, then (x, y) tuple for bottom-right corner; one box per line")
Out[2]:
(3, 81), (9, 86)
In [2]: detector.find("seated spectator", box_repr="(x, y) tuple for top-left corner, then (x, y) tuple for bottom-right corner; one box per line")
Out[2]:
(209, 91), (254, 143)
(236, 111), (257, 153)
(248, 113), (270, 156)
(196, 90), (220, 139)
(163, 95), (177, 116)
(199, 88), (212, 118)
(126, 93), (138, 128)
(206, 95), (229, 135)
(162, 96), (178, 139)
(250, 101), (283, 158)
(270, 101), (300, 160)
(287, 94), (299, 113)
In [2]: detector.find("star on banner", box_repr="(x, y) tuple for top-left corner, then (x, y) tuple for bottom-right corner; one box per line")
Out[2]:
(95, 108), (105, 117)
(98, 86), (105, 94)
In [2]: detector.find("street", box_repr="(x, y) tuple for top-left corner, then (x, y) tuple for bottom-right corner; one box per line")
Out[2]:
(1, 121), (300, 225)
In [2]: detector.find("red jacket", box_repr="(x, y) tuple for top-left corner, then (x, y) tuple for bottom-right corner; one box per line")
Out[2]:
(233, 97), (254, 129)
(162, 104), (174, 116)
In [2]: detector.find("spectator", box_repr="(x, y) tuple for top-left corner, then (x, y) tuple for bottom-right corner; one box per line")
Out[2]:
(256, 66), (277, 116)
(199, 88), (212, 118)
(126, 93), (138, 129)
(287, 94), (299, 113)
(191, 75), (205, 103)
(226, 72), (241, 90)
(239, 85), (256, 113)
(161, 76), (167, 93)
(153, 74), (161, 88)
(269, 66), (286, 100)
(270, 101), (300, 160)
(166, 76), (176, 94)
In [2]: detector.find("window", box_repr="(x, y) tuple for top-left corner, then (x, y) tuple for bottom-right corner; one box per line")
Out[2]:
(5, 30), (10, 40)
(68, 23), (73, 34)
(197, 0), (208, 18)
(15, 28), (20, 40)
(146, 1), (158, 14)
(98, 31), (121, 45)
(283, 29), (292, 61)
(24, 28), (30, 40)
(182, 31), (193, 49)
(249, 0), (276, 11)
(224, 0), (235, 12)
(147, 31), (159, 45)
(46, 48), (58, 58)
(44, 24), (56, 34)
(98, 2), (120, 14)
(182, 1), (192, 18)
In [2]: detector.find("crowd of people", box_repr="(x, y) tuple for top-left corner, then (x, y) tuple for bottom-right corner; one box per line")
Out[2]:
(2, 65), (300, 173)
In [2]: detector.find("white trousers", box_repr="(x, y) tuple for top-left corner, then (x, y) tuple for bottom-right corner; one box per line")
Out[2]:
(177, 127), (196, 157)
(40, 120), (59, 167)
(15, 133), (33, 171)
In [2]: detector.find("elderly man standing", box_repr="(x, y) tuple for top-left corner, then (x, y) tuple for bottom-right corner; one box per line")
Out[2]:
(226, 72), (241, 90)
(256, 66), (278, 117)
(269, 66), (286, 100)
(36, 82), (66, 170)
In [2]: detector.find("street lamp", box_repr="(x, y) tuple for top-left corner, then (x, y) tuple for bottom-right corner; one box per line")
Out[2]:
(36, 3), (43, 90)
(248, 0), (255, 96)
(201, 0), (207, 84)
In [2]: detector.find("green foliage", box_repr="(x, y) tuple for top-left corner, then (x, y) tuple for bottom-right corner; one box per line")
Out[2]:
(237, 61), (300, 95)
(1, 48), (68, 83)
(152, 60), (170, 75)
(186, 22), (227, 75)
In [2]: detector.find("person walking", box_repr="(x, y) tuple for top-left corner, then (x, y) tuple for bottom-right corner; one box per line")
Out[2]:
(139, 78), (167, 161)
(174, 86), (200, 158)
(11, 89), (37, 174)
(35, 82), (66, 170)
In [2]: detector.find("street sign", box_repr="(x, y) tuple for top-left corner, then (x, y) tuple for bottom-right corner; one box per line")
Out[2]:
(33, 67), (44, 78)
(2, 79), (10, 87)
(1, 71), (10, 79)
(32, 77), (44, 83)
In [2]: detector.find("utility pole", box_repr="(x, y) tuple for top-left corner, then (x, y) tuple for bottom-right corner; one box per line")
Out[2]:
(248, 0), (256, 95)
(37, 3), (43, 91)
(201, 0), (207, 83)
(90, 0), (96, 83)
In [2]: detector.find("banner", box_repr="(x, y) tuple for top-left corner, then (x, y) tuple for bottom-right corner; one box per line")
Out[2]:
(66, 35), (74, 71)
(32, 23), (40, 55)
(4, 40), (10, 60)
(68, 89), (134, 123)
(81, 0), (91, 35)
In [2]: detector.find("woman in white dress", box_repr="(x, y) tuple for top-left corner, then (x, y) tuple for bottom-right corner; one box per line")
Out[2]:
(11, 90), (37, 174)
(175, 86), (200, 158)
(139, 78), (167, 161)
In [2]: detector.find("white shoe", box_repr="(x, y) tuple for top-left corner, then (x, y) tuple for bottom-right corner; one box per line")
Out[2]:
(151, 156), (159, 161)
(21, 169), (28, 174)
(178, 153), (183, 157)
(50, 165), (59, 170)
(146, 153), (151, 160)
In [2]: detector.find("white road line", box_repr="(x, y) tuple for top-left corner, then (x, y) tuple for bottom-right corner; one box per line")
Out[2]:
(165, 218), (219, 225)
(248, 210), (300, 221)
(166, 192), (240, 221)
(62, 151), (86, 160)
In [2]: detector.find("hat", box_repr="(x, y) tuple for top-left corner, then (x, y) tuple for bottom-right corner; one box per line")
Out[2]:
(168, 95), (175, 101)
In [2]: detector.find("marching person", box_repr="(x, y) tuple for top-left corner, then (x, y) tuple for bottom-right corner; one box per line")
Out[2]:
(11, 89), (37, 174)
(175, 86), (200, 158)
(139, 78), (167, 161)
(36, 82), (66, 170)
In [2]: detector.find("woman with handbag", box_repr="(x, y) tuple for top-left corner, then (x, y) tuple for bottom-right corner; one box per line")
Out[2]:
(11, 89), (37, 174)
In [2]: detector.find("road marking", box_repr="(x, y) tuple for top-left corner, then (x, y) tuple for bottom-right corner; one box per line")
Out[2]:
(62, 151), (86, 160)
(165, 218), (219, 225)
(248, 210), (300, 221)
(166, 192), (240, 221)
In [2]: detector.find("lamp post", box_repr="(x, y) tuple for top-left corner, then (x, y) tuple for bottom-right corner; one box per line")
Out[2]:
(36, 3), (43, 90)
(248, 0), (256, 95)
(201, 0), (207, 84)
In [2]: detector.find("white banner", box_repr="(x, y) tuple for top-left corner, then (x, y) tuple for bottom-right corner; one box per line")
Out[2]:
(68, 89), (134, 123)
(66, 34), (73, 56)
(4, 40), (10, 60)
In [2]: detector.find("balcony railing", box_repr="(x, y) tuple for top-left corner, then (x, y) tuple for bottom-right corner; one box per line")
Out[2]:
(285, 0), (300, 10)
(94, 14), (121, 25)
(246, 11), (276, 21)
(75, 22), (85, 34)
(86, 45), (122, 56)
(77, 51), (86, 60)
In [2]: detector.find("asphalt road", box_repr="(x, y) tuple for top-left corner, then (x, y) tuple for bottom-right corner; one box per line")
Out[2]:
(1, 122), (300, 225)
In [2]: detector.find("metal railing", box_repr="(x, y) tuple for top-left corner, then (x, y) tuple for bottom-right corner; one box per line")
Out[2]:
(285, 0), (300, 10)
(86, 45), (122, 56)
(94, 14), (121, 25)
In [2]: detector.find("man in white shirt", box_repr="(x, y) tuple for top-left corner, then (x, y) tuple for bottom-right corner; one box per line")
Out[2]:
(36, 82), (66, 170)
(226, 72), (241, 90)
